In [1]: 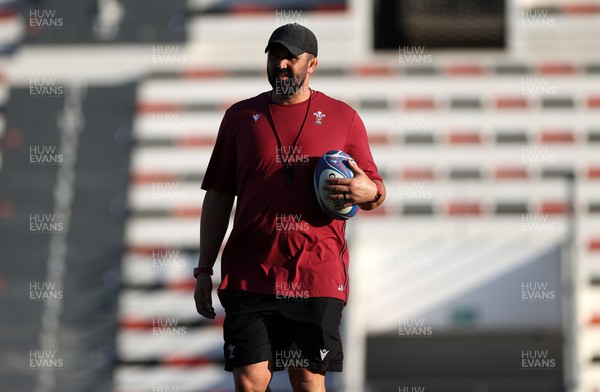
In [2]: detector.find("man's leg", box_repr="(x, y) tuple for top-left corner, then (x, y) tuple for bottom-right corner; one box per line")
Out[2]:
(233, 360), (273, 392)
(223, 291), (279, 391)
(288, 367), (326, 392)
(278, 297), (344, 392)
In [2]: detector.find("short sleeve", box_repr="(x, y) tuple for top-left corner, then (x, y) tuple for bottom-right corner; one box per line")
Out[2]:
(344, 111), (383, 183)
(201, 110), (237, 195)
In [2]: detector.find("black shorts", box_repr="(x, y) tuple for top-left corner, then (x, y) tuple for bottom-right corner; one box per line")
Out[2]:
(221, 289), (344, 373)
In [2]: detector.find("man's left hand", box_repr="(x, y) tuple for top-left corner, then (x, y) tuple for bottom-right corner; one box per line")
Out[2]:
(324, 159), (378, 209)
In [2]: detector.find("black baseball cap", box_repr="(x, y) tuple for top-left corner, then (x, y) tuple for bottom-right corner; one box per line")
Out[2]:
(265, 23), (318, 57)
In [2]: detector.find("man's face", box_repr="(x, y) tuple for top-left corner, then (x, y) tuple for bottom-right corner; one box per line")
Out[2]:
(267, 44), (312, 96)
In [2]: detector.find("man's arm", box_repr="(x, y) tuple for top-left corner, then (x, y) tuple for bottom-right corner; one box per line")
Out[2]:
(194, 189), (235, 319)
(359, 178), (386, 211)
(324, 160), (386, 211)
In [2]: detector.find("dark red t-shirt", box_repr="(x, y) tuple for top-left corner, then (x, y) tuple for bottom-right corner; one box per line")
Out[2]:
(201, 90), (383, 303)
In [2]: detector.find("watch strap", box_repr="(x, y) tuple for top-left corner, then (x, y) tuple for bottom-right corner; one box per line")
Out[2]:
(193, 267), (213, 278)
(372, 181), (382, 203)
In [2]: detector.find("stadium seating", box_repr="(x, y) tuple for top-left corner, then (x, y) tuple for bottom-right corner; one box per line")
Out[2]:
(1, 0), (597, 390)
(115, 1), (600, 389)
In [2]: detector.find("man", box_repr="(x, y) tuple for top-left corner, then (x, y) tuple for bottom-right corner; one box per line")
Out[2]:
(194, 23), (386, 392)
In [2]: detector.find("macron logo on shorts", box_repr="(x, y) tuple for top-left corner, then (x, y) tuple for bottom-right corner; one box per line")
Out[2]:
(319, 348), (329, 360)
(252, 113), (261, 122)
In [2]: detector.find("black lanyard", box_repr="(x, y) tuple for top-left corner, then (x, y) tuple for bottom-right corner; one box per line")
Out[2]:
(267, 89), (313, 189)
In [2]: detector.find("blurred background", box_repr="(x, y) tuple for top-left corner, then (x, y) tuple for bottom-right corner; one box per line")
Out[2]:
(0, 0), (599, 391)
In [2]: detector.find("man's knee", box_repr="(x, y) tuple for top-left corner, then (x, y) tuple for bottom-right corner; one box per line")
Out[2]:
(233, 361), (273, 392)
(288, 367), (326, 392)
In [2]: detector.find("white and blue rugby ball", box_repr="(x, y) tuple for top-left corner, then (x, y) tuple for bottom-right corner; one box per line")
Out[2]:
(314, 150), (359, 220)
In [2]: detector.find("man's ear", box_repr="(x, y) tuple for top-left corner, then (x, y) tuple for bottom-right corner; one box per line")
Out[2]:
(307, 56), (318, 74)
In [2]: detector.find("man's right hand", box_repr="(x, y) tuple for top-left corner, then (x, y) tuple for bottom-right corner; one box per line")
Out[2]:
(194, 274), (216, 319)
(195, 190), (234, 319)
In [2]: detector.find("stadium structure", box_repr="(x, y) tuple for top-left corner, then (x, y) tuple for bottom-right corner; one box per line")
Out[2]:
(0, 0), (599, 391)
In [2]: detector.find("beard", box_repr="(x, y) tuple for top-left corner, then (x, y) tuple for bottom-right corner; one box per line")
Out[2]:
(268, 67), (308, 97)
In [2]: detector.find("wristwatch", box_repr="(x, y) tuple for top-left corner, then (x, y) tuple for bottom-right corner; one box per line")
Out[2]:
(372, 181), (382, 203)
(193, 267), (213, 278)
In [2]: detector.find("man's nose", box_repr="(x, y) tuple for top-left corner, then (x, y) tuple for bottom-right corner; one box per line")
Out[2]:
(278, 58), (290, 69)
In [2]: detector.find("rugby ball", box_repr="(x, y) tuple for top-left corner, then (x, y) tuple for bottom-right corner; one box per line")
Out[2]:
(313, 150), (359, 220)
